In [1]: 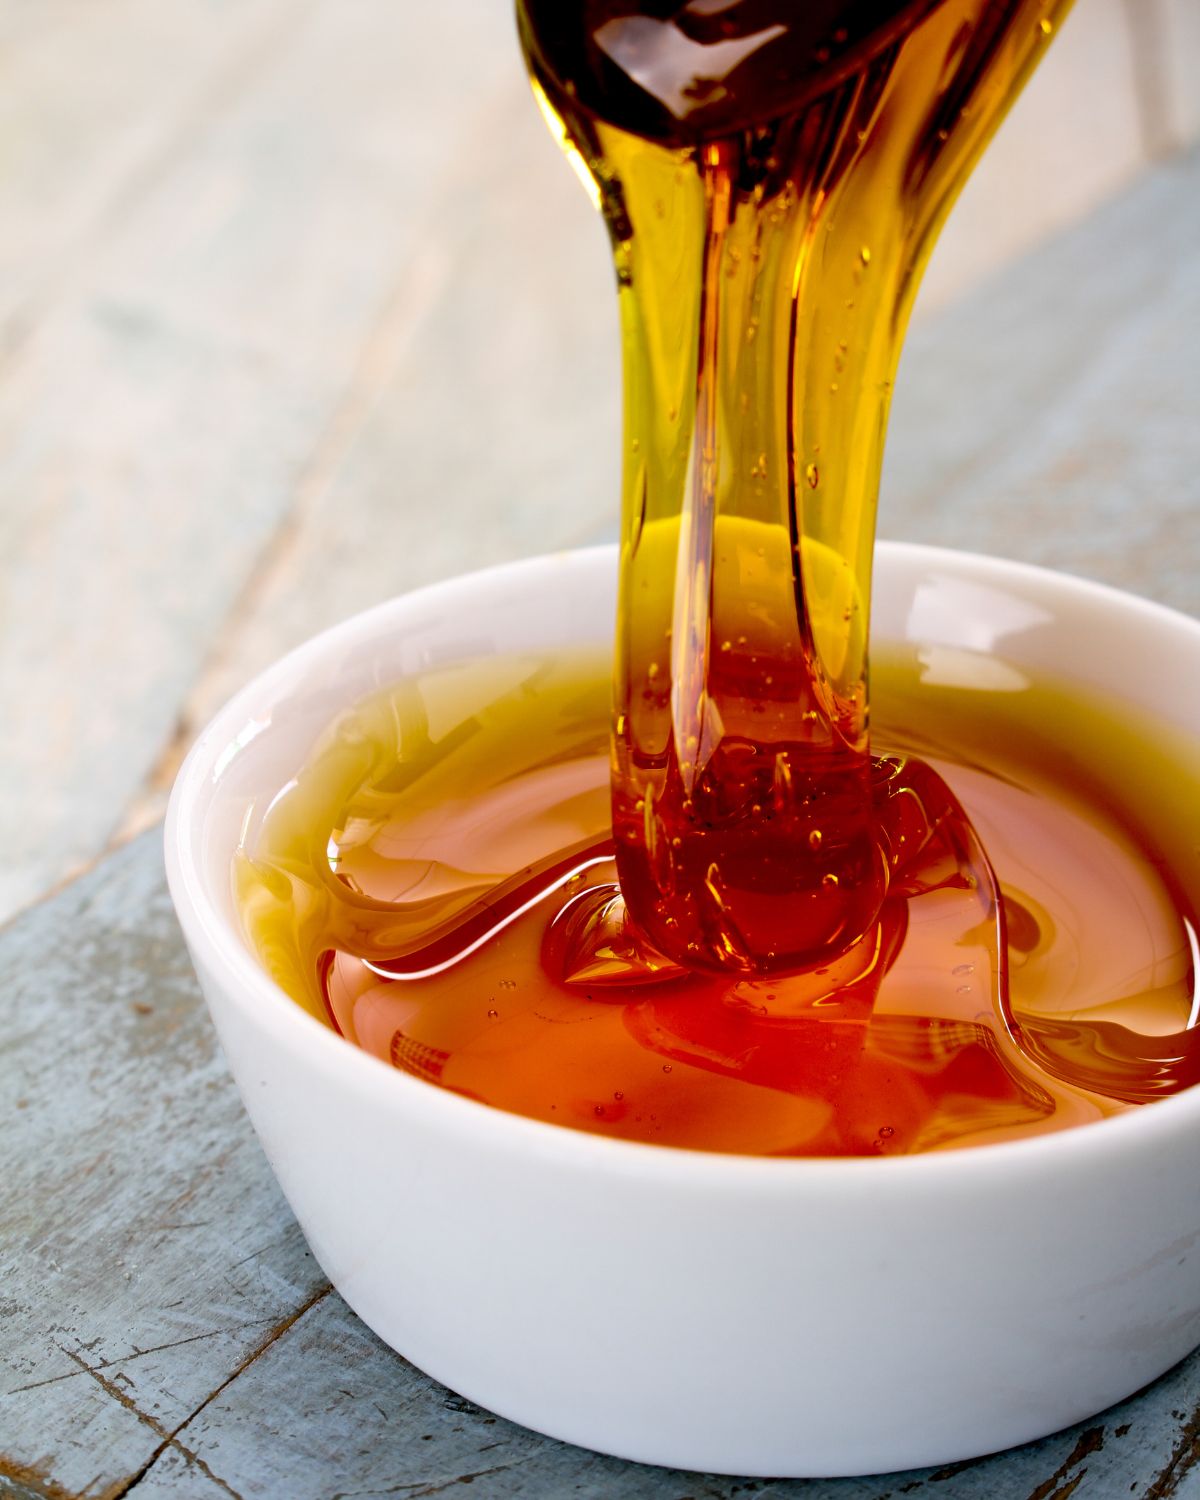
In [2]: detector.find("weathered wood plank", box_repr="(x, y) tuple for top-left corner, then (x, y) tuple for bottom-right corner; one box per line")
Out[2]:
(165, 69), (620, 747)
(0, 0), (517, 924)
(0, 831), (328, 1497)
(116, 1278), (1200, 1499)
(0, 0), (298, 357)
(884, 143), (1200, 616)
(6, 834), (1200, 1497)
(3, 0), (1197, 930)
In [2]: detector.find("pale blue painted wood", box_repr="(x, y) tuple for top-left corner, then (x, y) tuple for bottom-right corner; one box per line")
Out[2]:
(4, 833), (1200, 1497)
(2, 10), (1199, 1499)
(0, 0), (518, 924)
(2, 0), (1197, 930)
(0, 830), (325, 1495)
(883, 145), (1200, 617)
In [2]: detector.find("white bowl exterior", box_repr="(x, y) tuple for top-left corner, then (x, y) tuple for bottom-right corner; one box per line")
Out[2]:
(167, 545), (1200, 1477)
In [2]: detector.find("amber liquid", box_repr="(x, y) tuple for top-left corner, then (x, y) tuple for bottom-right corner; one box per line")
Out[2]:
(234, 0), (1200, 1155)
(236, 649), (1200, 1156)
(522, 0), (1075, 973)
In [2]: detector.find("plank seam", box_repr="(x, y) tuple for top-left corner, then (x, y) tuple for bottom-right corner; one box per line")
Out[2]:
(0, 1451), (79, 1500)
(1022, 1426), (1106, 1500)
(4, 1317), (282, 1400)
(115, 72), (519, 838)
(0, 834), (149, 943)
(119, 236), (451, 826)
(74, 1283), (332, 1499)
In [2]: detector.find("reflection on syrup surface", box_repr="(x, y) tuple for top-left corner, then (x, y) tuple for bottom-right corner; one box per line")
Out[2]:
(236, 646), (1200, 1157)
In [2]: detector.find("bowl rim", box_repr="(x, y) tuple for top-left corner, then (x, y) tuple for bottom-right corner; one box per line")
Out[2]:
(164, 539), (1200, 1189)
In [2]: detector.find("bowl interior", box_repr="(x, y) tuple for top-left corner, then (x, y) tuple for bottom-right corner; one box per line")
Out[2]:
(169, 540), (1200, 1156)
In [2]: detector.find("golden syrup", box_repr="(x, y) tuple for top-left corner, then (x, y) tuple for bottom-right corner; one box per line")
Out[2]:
(234, 0), (1200, 1156)
(235, 647), (1200, 1157)
(519, 0), (1072, 972)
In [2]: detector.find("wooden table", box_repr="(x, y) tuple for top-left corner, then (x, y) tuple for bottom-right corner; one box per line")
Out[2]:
(1, 0), (1197, 930)
(3, 144), (1200, 1496)
(3, 3), (1200, 1495)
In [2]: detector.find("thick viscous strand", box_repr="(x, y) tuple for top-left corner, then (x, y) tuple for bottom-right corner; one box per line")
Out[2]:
(521, 0), (1071, 972)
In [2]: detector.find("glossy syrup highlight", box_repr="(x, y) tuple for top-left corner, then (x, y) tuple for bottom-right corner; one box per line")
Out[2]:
(235, 647), (1200, 1157)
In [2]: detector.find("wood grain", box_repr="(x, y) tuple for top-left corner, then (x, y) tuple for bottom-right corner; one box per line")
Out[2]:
(0, 831), (326, 1496)
(0, 13), (1199, 1484)
(0, 0), (516, 922)
(0, 0), (1197, 926)
(884, 144), (1200, 616)
(5, 833), (1200, 1496)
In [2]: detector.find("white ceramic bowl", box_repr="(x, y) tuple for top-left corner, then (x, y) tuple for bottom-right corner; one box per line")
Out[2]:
(165, 543), (1200, 1479)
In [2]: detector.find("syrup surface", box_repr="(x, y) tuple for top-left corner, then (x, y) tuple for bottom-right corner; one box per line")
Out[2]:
(235, 646), (1200, 1157)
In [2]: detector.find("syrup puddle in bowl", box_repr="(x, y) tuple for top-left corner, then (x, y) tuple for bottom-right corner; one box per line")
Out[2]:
(234, 642), (1200, 1157)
